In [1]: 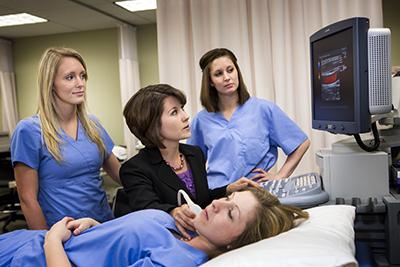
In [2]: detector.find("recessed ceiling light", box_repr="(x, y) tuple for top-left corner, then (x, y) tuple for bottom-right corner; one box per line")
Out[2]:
(115, 0), (157, 12)
(0, 13), (47, 27)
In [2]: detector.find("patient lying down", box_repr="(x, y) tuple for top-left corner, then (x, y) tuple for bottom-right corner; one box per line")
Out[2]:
(0, 187), (308, 267)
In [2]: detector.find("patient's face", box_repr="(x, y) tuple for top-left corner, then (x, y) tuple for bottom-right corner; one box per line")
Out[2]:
(194, 191), (258, 247)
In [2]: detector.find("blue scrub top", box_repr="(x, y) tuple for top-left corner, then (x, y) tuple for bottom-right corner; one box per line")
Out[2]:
(0, 210), (208, 267)
(188, 97), (308, 189)
(10, 115), (114, 227)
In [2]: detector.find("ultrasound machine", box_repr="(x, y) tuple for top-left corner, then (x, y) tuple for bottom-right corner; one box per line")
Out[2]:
(262, 17), (400, 266)
(260, 172), (329, 208)
(306, 17), (400, 266)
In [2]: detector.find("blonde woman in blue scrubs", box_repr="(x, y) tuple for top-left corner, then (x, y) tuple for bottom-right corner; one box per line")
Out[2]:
(188, 48), (310, 189)
(10, 48), (120, 229)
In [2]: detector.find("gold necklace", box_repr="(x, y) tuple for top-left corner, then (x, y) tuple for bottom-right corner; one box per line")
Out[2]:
(165, 153), (184, 171)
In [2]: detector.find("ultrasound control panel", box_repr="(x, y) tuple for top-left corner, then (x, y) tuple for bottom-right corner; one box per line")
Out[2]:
(260, 172), (329, 208)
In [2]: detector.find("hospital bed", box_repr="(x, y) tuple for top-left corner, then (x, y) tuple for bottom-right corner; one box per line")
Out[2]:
(111, 173), (360, 266)
(111, 188), (358, 266)
(201, 205), (357, 267)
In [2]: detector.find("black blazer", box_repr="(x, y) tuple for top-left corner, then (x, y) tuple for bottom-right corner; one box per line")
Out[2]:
(120, 143), (226, 215)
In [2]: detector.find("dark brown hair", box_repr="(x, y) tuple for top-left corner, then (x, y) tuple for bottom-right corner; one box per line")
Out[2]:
(199, 48), (250, 112)
(123, 84), (186, 148)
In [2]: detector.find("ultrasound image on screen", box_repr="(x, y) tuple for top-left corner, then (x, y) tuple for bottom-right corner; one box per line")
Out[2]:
(319, 48), (348, 101)
(312, 27), (354, 122)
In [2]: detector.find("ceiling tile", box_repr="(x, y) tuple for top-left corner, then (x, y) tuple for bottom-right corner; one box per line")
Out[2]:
(0, 0), (156, 38)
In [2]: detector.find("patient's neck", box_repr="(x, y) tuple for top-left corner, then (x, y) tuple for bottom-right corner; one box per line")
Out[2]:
(186, 236), (224, 258)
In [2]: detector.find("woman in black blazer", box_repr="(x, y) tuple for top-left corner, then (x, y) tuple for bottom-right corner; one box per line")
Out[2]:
(120, 84), (258, 239)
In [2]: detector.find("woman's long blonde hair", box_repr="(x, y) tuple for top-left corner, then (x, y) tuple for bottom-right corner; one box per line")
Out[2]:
(37, 47), (106, 162)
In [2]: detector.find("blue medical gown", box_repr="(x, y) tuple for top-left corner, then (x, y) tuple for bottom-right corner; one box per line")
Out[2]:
(10, 115), (114, 227)
(188, 97), (308, 189)
(0, 210), (208, 267)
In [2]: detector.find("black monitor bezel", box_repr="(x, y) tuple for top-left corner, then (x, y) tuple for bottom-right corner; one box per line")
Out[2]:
(310, 17), (370, 134)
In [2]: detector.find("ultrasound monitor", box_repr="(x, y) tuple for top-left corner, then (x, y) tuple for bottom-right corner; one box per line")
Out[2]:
(310, 17), (370, 135)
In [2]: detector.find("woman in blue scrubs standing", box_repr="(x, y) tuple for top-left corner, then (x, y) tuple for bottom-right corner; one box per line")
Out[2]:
(10, 47), (121, 229)
(188, 48), (310, 189)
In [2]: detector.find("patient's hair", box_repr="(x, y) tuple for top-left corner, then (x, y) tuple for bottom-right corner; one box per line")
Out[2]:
(199, 48), (250, 112)
(229, 187), (309, 250)
(123, 84), (186, 148)
(37, 47), (106, 162)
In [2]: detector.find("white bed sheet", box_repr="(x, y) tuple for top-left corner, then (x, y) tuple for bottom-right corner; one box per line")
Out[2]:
(201, 205), (357, 267)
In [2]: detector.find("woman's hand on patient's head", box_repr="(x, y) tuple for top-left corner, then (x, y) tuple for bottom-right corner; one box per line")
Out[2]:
(170, 204), (196, 240)
(226, 177), (261, 194)
(46, 216), (74, 243)
(67, 218), (100, 236)
(250, 168), (282, 183)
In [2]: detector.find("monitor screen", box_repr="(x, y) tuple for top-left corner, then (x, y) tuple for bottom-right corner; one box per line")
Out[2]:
(310, 17), (370, 134)
(312, 28), (354, 122)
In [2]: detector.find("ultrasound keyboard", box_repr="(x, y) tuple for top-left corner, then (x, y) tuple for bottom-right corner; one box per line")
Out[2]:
(260, 172), (329, 208)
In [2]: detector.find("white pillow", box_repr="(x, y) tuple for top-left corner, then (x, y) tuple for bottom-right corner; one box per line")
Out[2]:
(201, 205), (357, 267)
